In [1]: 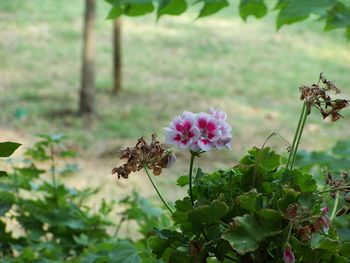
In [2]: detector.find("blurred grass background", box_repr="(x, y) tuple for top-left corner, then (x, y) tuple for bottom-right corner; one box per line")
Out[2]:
(1, 0), (350, 201)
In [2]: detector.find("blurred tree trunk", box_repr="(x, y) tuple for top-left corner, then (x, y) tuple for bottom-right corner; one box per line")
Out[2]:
(79, 0), (96, 115)
(113, 18), (122, 95)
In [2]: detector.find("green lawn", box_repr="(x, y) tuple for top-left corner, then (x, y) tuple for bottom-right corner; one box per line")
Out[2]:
(1, 0), (350, 162)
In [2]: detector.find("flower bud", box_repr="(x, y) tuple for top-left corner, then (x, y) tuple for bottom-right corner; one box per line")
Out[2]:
(283, 245), (295, 263)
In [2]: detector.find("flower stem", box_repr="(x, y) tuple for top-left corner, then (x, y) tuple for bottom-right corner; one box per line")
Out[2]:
(50, 144), (57, 188)
(316, 186), (350, 195)
(330, 191), (339, 221)
(286, 223), (293, 243)
(287, 102), (308, 170)
(290, 103), (308, 169)
(189, 152), (196, 206)
(144, 165), (174, 213)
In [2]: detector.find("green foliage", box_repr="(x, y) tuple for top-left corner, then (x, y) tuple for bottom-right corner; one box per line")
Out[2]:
(0, 135), (112, 260)
(197, 0), (229, 18)
(105, 0), (350, 39)
(0, 135), (169, 262)
(222, 214), (270, 254)
(275, 0), (334, 29)
(0, 141), (21, 177)
(157, 0), (187, 18)
(296, 140), (350, 172)
(239, 0), (267, 21)
(79, 240), (142, 263)
(146, 147), (349, 262)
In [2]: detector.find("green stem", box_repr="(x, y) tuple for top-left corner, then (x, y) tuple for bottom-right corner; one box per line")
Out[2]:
(189, 152), (196, 206)
(114, 217), (125, 237)
(330, 191), (339, 221)
(286, 102), (307, 169)
(144, 165), (174, 213)
(229, 170), (233, 206)
(286, 223), (293, 243)
(50, 144), (57, 188)
(290, 103), (308, 169)
(316, 186), (350, 195)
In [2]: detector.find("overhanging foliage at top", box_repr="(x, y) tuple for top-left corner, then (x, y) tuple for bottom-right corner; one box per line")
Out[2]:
(105, 0), (350, 39)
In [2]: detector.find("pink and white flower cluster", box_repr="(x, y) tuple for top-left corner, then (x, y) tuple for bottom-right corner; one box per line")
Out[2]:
(164, 108), (232, 152)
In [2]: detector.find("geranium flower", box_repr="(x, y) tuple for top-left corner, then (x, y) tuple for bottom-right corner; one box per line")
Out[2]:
(165, 108), (232, 152)
(195, 113), (222, 151)
(164, 112), (200, 149)
(209, 108), (232, 150)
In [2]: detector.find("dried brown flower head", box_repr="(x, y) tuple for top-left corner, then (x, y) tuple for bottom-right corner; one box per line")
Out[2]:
(112, 134), (176, 179)
(299, 73), (349, 122)
(325, 171), (350, 198)
(284, 203), (300, 219)
(298, 225), (312, 242)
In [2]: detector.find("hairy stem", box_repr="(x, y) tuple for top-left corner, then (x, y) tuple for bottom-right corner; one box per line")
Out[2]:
(287, 102), (307, 170)
(114, 216), (125, 237)
(144, 165), (174, 213)
(286, 223), (293, 243)
(316, 186), (350, 195)
(189, 152), (196, 206)
(330, 191), (339, 221)
(50, 144), (57, 188)
(290, 103), (308, 169)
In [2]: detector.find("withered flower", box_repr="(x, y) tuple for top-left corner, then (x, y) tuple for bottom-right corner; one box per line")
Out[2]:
(299, 73), (349, 122)
(298, 225), (312, 242)
(112, 134), (176, 179)
(284, 203), (300, 220)
(325, 171), (350, 198)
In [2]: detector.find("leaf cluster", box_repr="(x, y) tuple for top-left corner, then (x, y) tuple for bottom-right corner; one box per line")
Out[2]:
(105, 0), (350, 40)
(148, 147), (350, 262)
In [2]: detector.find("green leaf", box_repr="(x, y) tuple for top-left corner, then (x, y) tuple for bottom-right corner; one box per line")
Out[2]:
(197, 0), (229, 18)
(0, 171), (7, 177)
(0, 201), (12, 216)
(172, 197), (194, 232)
(257, 208), (283, 221)
(240, 147), (281, 171)
(222, 215), (268, 254)
(176, 175), (189, 187)
(325, 2), (350, 31)
(239, 0), (267, 21)
(0, 142), (21, 157)
(235, 189), (263, 213)
(292, 169), (317, 193)
(188, 200), (229, 225)
(332, 140), (350, 156)
(123, 0), (155, 16)
(107, 6), (123, 18)
(333, 255), (349, 263)
(157, 0), (187, 18)
(276, 0), (335, 29)
(148, 229), (186, 259)
(109, 241), (141, 262)
(340, 242), (350, 257)
(106, 0), (155, 17)
(83, 240), (141, 263)
(311, 234), (339, 253)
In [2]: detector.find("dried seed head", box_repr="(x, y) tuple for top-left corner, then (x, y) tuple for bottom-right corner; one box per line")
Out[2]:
(298, 225), (312, 242)
(299, 73), (349, 122)
(284, 203), (299, 219)
(324, 171), (350, 197)
(112, 134), (176, 179)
